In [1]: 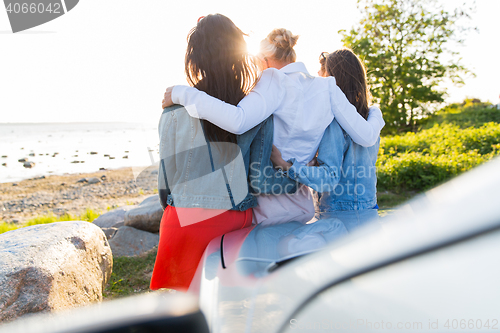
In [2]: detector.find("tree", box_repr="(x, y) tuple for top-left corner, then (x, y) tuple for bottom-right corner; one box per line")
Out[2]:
(340, 0), (475, 133)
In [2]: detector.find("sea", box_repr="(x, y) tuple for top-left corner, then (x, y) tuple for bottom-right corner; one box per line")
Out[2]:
(0, 122), (161, 183)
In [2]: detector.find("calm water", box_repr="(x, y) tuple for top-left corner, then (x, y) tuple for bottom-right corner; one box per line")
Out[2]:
(0, 122), (160, 183)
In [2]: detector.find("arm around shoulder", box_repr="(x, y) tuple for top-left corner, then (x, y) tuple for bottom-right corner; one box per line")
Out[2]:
(170, 69), (286, 135)
(328, 78), (384, 147)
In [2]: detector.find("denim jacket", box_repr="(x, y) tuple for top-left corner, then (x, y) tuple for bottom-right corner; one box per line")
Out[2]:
(158, 105), (298, 211)
(285, 119), (380, 211)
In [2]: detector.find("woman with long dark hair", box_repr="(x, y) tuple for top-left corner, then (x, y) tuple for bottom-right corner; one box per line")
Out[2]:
(150, 14), (296, 291)
(272, 48), (382, 231)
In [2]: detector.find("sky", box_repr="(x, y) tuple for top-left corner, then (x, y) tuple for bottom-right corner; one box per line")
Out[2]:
(0, 0), (499, 124)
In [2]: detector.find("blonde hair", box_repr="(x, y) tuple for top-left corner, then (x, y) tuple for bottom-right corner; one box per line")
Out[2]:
(259, 28), (299, 63)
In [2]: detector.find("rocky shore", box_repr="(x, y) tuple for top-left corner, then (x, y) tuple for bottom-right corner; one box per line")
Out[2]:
(0, 166), (164, 322)
(0, 166), (159, 224)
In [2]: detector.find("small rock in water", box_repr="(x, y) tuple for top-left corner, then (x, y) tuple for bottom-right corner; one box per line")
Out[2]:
(38, 154), (43, 156)
(23, 161), (35, 168)
(1, 155), (7, 158)
(122, 155), (128, 159)
(109, 157), (115, 160)
(125, 151), (129, 153)
(71, 161), (80, 164)
(104, 154), (110, 157)
(76, 178), (88, 183)
(80, 161), (85, 163)
(88, 177), (101, 184)
(90, 152), (98, 155)
(18, 158), (28, 162)
(29, 153), (35, 157)
(1, 163), (6, 167)
(72, 155), (78, 157)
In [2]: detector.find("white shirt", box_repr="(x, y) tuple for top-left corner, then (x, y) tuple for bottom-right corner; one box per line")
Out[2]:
(171, 62), (385, 225)
(172, 62), (385, 165)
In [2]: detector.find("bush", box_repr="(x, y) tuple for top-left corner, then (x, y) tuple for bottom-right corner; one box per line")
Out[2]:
(377, 150), (493, 192)
(419, 102), (500, 129)
(377, 106), (500, 192)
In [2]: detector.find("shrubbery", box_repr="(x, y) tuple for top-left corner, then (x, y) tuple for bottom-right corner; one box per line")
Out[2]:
(377, 104), (500, 192)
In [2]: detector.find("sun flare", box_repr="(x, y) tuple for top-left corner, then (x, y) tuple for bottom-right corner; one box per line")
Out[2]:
(245, 33), (261, 57)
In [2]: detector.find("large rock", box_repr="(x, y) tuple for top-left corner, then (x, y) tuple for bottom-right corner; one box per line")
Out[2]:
(0, 221), (112, 323)
(124, 196), (163, 233)
(108, 226), (159, 257)
(93, 205), (137, 229)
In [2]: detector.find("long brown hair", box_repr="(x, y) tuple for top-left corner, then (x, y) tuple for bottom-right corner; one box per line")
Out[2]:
(325, 48), (372, 120)
(185, 14), (258, 143)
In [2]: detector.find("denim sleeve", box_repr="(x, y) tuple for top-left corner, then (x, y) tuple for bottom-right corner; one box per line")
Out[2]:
(248, 116), (299, 195)
(285, 120), (345, 193)
(157, 107), (177, 210)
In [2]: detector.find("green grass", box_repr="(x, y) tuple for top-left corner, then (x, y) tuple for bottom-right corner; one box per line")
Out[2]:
(0, 222), (20, 234)
(377, 191), (416, 209)
(377, 104), (500, 193)
(103, 247), (159, 300)
(0, 208), (102, 235)
(419, 101), (500, 129)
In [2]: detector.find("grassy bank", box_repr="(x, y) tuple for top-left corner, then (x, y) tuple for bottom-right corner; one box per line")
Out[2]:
(377, 103), (500, 193)
(0, 208), (101, 235)
(103, 247), (158, 300)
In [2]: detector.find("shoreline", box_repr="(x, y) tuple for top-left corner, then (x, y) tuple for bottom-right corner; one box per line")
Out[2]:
(0, 166), (159, 224)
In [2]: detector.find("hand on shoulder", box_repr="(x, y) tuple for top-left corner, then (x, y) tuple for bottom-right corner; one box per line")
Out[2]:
(162, 86), (175, 109)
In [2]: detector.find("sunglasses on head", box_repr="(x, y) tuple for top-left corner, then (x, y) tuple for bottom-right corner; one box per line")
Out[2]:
(319, 52), (329, 61)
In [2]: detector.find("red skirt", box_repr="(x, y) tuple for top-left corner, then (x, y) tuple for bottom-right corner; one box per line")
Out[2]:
(150, 206), (253, 291)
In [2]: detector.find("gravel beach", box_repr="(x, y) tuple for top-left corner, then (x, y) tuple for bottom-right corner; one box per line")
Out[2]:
(0, 166), (159, 224)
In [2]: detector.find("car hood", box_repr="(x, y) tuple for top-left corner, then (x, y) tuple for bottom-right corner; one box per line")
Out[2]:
(195, 156), (500, 333)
